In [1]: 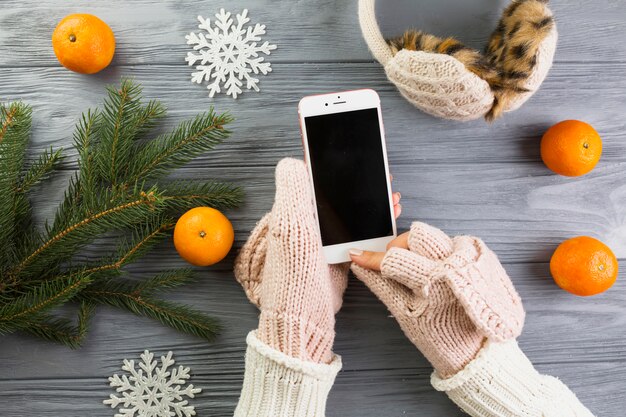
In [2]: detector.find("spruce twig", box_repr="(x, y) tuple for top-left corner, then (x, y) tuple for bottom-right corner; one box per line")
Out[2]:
(161, 181), (243, 212)
(0, 273), (92, 334)
(10, 189), (163, 280)
(79, 270), (220, 341)
(80, 219), (174, 278)
(23, 302), (95, 349)
(0, 80), (242, 347)
(0, 103), (31, 270)
(126, 110), (233, 184)
(17, 147), (63, 193)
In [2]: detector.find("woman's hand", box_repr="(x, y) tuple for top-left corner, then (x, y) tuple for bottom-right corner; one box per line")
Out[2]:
(234, 158), (401, 364)
(350, 222), (525, 377)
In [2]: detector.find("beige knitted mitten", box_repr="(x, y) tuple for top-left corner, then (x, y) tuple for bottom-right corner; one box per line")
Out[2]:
(234, 158), (348, 364)
(352, 222), (525, 378)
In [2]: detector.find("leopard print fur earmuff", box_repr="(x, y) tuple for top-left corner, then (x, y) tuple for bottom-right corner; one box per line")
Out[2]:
(359, 0), (558, 121)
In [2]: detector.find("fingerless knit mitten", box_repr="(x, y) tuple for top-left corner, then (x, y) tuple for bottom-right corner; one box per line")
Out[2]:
(352, 222), (524, 377)
(233, 158), (347, 417)
(352, 222), (595, 417)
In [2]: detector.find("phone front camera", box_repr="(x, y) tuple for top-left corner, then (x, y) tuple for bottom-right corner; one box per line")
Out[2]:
(325, 103), (328, 106)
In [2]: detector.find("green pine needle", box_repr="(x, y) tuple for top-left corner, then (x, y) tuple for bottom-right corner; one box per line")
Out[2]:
(0, 273), (92, 335)
(95, 79), (145, 186)
(75, 217), (173, 279)
(80, 272), (220, 341)
(126, 110), (233, 184)
(18, 147), (63, 193)
(0, 80), (240, 347)
(74, 109), (100, 199)
(22, 302), (95, 349)
(12, 187), (166, 280)
(135, 269), (196, 293)
(0, 102), (32, 270)
(161, 180), (244, 212)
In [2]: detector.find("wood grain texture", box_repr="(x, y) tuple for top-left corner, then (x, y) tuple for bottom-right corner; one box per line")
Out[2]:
(0, 0), (625, 66)
(1, 0), (625, 416)
(2, 62), (626, 168)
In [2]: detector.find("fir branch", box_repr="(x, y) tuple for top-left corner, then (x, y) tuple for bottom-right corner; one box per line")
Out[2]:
(0, 102), (29, 145)
(22, 302), (95, 349)
(95, 79), (144, 186)
(0, 273), (92, 334)
(10, 147), (62, 243)
(0, 102), (31, 270)
(17, 147), (63, 193)
(80, 274), (220, 341)
(131, 99), (167, 139)
(134, 269), (195, 293)
(126, 110), (233, 184)
(0, 80), (240, 347)
(11, 189), (165, 279)
(161, 180), (244, 212)
(74, 110), (100, 199)
(80, 219), (174, 277)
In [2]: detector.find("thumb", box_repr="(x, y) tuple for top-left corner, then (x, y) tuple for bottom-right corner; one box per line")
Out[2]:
(349, 249), (385, 271)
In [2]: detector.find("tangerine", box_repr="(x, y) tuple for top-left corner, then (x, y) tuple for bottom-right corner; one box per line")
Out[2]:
(52, 14), (115, 74)
(550, 236), (618, 296)
(540, 120), (602, 177)
(173, 207), (234, 267)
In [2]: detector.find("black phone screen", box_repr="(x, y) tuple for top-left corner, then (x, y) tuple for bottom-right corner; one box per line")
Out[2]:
(304, 108), (393, 246)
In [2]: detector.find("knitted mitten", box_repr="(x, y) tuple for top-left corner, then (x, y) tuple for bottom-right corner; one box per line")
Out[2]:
(234, 158), (348, 364)
(351, 222), (525, 377)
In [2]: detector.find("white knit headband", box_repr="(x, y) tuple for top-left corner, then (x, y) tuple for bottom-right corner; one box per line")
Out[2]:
(358, 0), (393, 65)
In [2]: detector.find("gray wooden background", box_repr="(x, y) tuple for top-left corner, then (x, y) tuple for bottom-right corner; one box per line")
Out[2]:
(1, 0), (625, 416)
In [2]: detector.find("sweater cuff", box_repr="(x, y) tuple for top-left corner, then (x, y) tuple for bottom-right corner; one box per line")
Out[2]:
(431, 340), (595, 417)
(235, 330), (342, 417)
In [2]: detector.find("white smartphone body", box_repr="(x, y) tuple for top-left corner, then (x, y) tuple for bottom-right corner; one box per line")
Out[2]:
(298, 89), (397, 264)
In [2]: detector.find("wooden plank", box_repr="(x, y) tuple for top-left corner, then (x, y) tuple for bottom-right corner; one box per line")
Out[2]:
(1, 263), (623, 376)
(1, 62), (626, 169)
(21, 158), (626, 267)
(0, 0), (624, 67)
(0, 359), (619, 417)
(0, 263), (623, 415)
(1, 0), (625, 415)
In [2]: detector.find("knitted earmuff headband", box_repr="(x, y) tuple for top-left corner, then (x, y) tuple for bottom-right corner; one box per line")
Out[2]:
(358, 0), (558, 122)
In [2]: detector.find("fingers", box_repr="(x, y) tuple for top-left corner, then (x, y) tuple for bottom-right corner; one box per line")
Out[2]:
(394, 203), (402, 219)
(391, 191), (402, 219)
(390, 171), (400, 219)
(409, 222), (454, 260)
(387, 231), (410, 250)
(348, 231), (410, 273)
(349, 249), (385, 271)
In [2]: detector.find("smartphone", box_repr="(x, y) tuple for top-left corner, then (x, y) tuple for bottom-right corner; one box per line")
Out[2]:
(298, 89), (397, 264)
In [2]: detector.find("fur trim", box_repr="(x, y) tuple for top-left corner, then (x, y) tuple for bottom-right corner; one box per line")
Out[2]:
(386, 0), (555, 122)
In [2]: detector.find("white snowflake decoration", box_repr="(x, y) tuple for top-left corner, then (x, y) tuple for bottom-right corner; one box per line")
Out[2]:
(185, 9), (277, 99)
(104, 350), (201, 417)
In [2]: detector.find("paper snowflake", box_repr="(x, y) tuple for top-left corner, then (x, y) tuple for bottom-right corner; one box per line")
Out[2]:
(185, 9), (277, 99)
(104, 350), (201, 417)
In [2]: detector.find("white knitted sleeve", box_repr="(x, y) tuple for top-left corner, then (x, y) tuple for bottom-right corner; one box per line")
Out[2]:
(431, 340), (595, 417)
(234, 330), (341, 417)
